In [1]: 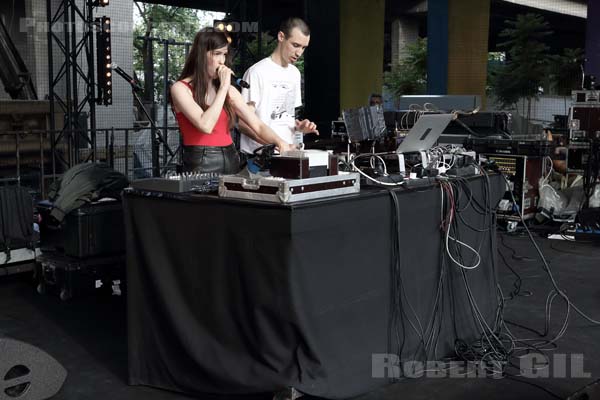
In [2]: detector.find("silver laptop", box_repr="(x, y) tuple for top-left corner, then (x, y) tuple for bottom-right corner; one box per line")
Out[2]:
(396, 113), (455, 153)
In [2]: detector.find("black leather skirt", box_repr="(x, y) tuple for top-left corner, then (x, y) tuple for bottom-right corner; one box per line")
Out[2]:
(182, 144), (240, 174)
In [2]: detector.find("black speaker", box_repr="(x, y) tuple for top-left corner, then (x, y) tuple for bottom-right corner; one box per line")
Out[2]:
(0, 338), (67, 400)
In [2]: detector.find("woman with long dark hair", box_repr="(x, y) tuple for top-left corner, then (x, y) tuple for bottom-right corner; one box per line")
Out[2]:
(171, 28), (291, 174)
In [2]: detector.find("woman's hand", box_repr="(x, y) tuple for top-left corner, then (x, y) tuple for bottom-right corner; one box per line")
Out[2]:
(217, 65), (232, 91)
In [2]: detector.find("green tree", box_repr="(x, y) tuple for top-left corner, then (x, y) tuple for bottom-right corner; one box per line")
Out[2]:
(548, 47), (584, 96)
(231, 32), (278, 74)
(384, 37), (427, 102)
(489, 13), (552, 122)
(133, 2), (210, 102)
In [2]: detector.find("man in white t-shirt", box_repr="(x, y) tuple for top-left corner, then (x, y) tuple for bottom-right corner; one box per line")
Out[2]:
(239, 17), (318, 155)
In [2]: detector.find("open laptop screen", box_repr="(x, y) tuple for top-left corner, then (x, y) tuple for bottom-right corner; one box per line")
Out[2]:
(396, 113), (455, 153)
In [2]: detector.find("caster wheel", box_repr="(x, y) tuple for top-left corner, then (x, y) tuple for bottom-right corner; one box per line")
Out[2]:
(59, 288), (72, 301)
(36, 283), (46, 295)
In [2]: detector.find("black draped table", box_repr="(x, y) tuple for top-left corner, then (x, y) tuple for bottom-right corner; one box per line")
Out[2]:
(124, 174), (504, 399)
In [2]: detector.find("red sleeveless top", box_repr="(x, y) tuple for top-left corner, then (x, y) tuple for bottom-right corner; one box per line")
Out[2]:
(175, 81), (233, 147)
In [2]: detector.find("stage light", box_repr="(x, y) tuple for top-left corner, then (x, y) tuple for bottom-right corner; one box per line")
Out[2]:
(213, 20), (235, 33)
(95, 16), (112, 106)
(91, 0), (109, 7)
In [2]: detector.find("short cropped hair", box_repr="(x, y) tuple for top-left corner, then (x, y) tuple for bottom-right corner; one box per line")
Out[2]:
(279, 17), (310, 37)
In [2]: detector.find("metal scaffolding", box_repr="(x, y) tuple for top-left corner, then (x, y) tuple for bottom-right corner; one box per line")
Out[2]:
(46, 0), (98, 174)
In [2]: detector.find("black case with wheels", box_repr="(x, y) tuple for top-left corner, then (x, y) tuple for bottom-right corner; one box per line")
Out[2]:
(37, 200), (125, 258)
(35, 252), (125, 301)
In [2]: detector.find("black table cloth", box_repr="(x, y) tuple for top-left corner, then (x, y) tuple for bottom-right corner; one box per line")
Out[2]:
(124, 174), (504, 399)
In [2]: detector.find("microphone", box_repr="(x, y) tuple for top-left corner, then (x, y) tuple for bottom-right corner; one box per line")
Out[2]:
(232, 75), (250, 89)
(110, 63), (143, 91)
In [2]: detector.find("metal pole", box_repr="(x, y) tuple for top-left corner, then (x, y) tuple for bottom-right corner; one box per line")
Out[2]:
(147, 40), (159, 177)
(15, 132), (21, 186)
(109, 127), (115, 168)
(163, 39), (169, 168)
(39, 131), (45, 196)
(124, 128), (129, 179)
(87, 0), (96, 158)
(63, 0), (73, 167)
(47, 0), (56, 181)
(105, 128), (109, 161)
(70, 0), (79, 164)
(91, 127), (96, 162)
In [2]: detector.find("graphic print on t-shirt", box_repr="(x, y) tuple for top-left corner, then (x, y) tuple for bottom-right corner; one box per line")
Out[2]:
(267, 81), (296, 135)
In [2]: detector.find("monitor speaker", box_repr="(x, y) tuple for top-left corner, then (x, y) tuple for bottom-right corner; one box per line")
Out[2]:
(0, 338), (67, 400)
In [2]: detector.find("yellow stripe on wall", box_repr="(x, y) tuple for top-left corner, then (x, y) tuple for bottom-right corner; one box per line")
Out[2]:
(447, 0), (491, 106)
(340, 0), (385, 111)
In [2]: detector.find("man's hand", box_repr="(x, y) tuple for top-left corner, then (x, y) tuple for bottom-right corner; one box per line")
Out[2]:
(277, 141), (295, 153)
(295, 119), (319, 135)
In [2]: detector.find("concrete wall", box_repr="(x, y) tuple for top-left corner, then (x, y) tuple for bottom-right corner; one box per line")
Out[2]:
(390, 17), (419, 65)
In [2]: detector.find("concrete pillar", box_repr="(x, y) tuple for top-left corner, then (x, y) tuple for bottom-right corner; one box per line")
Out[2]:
(391, 17), (419, 64)
(427, 0), (449, 95)
(585, 1), (600, 78)
(339, 0), (385, 110)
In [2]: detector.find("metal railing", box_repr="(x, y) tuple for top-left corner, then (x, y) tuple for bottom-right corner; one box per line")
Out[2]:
(0, 127), (182, 198)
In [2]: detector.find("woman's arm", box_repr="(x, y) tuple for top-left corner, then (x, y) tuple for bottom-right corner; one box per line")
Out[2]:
(170, 67), (231, 133)
(228, 87), (292, 151)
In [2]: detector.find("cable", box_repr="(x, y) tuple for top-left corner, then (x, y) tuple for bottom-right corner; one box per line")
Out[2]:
(502, 174), (600, 326)
(349, 153), (405, 187)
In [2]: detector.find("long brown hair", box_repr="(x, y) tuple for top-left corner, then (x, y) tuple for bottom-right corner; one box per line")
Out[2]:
(178, 28), (235, 129)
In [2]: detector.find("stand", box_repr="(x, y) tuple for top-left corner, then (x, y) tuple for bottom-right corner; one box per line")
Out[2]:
(113, 69), (176, 177)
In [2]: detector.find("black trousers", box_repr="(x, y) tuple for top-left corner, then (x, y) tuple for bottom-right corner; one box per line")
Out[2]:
(182, 144), (240, 174)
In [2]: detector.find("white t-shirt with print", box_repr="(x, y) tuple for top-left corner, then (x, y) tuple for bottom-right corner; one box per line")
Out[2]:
(240, 57), (302, 154)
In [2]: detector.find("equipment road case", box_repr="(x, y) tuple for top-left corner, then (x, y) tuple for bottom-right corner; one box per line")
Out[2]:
(218, 172), (360, 204)
(35, 252), (125, 301)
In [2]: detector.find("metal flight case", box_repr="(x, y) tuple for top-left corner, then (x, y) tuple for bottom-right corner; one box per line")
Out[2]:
(218, 173), (361, 204)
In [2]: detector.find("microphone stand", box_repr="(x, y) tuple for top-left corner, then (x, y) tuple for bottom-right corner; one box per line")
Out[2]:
(113, 69), (175, 177)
